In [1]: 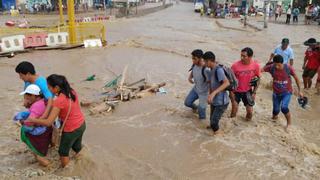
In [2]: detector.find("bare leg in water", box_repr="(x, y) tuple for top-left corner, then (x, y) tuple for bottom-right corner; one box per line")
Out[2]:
(245, 106), (253, 121)
(60, 156), (70, 168)
(303, 76), (309, 89)
(284, 112), (291, 131)
(34, 154), (50, 167)
(230, 92), (238, 118)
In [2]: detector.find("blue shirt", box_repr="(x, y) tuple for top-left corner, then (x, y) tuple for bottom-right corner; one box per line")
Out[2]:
(24, 76), (53, 100)
(273, 45), (294, 64)
(292, 8), (300, 16)
(210, 67), (229, 106)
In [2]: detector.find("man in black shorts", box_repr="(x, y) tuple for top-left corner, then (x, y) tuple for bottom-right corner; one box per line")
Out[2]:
(230, 48), (261, 121)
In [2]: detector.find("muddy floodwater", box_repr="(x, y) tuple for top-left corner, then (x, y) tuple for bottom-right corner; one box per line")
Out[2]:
(1, 2), (320, 180)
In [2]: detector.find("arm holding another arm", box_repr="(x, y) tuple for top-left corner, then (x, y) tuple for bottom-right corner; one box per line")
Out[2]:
(268, 53), (275, 63)
(208, 79), (230, 104)
(26, 107), (60, 127)
(40, 98), (52, 119)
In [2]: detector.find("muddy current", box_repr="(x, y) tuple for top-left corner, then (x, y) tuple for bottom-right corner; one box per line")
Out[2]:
(1, 2), (320, 180)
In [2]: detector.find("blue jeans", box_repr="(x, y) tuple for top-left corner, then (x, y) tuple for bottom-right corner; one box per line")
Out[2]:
(184, 88), (207, 119)
(272, 92), (292, 115)
(210, 104), (229, 132)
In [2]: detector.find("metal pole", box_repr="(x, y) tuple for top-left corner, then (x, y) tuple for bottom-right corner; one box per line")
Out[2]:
(67, 0), (76, 44)
(264, 0), (269, 28)
(59, 0), (64, 24)
(104, 0), (107, 16)
(244, 0), (248, 26)
(126, 0), (129, 16)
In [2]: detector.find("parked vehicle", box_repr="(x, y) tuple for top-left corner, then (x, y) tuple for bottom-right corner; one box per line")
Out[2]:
(194, 0), (204, 12)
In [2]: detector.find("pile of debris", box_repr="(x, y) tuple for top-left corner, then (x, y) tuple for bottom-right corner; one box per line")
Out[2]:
(81, 66), (166, 115)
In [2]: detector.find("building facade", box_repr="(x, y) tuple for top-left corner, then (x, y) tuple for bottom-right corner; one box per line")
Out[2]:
(1, 0), (16, 10)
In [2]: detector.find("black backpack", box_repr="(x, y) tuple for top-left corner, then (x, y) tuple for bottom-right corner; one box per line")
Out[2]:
(215, 64), (238, 91)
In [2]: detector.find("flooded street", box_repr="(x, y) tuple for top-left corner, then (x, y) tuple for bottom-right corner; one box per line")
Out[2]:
(1, 2), (320, 179)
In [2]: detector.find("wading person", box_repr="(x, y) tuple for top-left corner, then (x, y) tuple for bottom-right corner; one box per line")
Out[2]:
(292, 6), (300, 23)
(285, 5), (292, 24)
(268, 38), (294, 66)
(26, 74), (86, 168)
(19, 84), (52, 167)
(262, 55), (303, 131)
(230, 47), (261, 121)
(305, 4), (313, 25)
(203, 51), (230, 135)
(275, 5), (280, 21)
(302, 38), (320, 89)
(184, 49), (210, 120)
(15, 61), (53, 118)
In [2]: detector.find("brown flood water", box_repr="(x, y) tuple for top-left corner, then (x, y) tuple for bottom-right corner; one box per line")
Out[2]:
(1, 2), (320, 180)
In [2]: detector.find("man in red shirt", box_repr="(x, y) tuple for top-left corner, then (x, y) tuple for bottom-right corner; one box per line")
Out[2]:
(262, 55), (303, 131)
(230, 47), (261, 121)
(302, 38), (320, 89)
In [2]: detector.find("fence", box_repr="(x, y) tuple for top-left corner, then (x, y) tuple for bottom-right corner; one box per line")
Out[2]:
(0, 22), (106, 53)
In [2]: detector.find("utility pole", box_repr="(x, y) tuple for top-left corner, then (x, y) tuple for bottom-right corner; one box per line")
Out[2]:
(59, 0), (64, 24)
(126, 0), (130, 16)
(264, 0), (270, 28)
(136, 0), (138, 15)
(243, 0), (248, 26)
(67, 0), (76, 44)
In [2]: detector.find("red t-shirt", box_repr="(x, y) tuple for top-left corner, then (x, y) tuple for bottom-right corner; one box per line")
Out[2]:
(264, 64), (295, 94)
(53, 91), (85, 132)
(305, 48), (320, 70)
(231, 59), (261, 92)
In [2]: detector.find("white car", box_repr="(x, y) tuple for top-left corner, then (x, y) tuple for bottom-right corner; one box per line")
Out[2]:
(194, 2), (203, 12)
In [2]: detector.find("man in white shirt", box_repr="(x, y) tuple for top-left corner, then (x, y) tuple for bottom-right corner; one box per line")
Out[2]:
(286, 5), (292, 24)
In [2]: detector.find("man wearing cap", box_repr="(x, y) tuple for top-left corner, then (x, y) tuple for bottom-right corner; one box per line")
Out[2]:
(268, 38), (294, 66)
(302, 38), (320, 89)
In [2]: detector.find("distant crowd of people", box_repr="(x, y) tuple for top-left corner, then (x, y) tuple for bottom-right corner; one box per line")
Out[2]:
(203, 2), (320, 25)
(274, 3), (320, 25)
(185, 38), (320, 135)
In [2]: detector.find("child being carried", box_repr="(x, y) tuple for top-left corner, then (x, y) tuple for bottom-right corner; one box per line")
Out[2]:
(14, 84), (47, 135)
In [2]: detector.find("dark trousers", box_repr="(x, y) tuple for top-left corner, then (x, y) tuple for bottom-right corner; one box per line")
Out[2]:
(210, 104), (229, 132)
(286, 14), (291, 24)
(293, 15), (298, 22)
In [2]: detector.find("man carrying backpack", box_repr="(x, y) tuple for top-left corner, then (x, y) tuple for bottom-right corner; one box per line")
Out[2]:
(203, 51), (230, 135)
(262, 55), (303, 131)
(184, 49), (211, 120)
(230, 47), (261, 121)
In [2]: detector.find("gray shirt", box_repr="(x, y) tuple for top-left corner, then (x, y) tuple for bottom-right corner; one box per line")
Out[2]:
(192, 65), (210, 95)
(210, 66), (229, 106)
